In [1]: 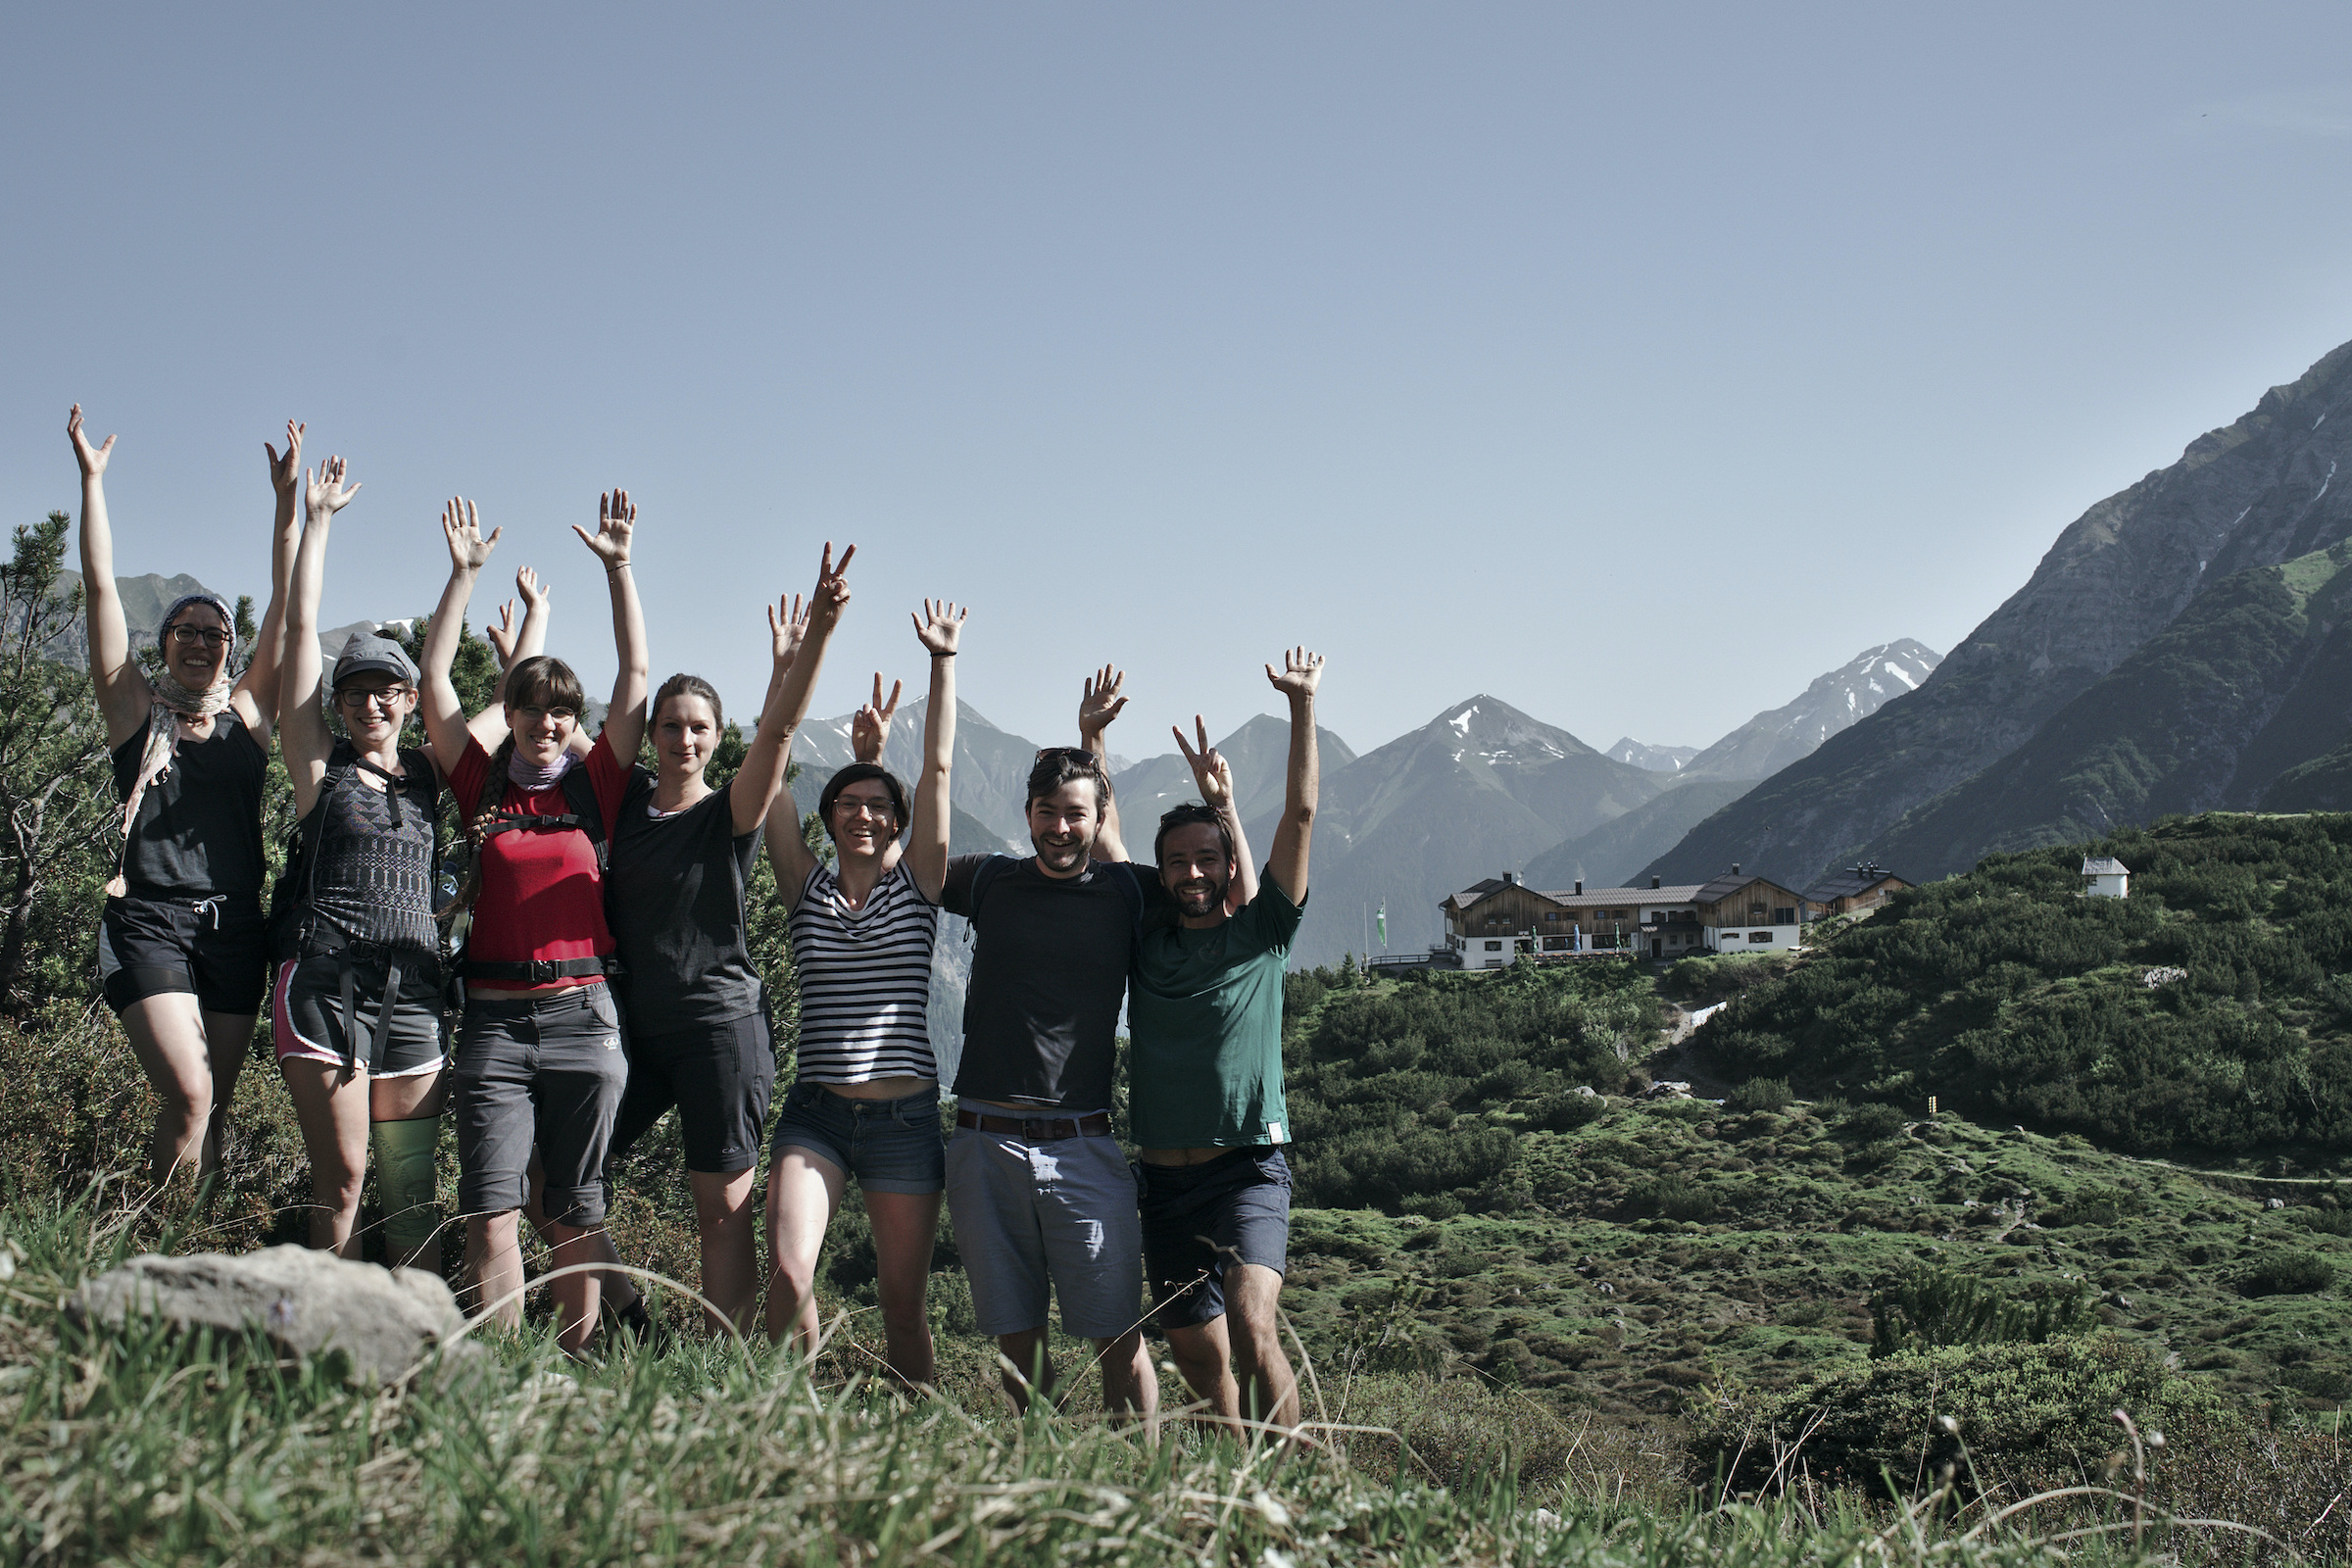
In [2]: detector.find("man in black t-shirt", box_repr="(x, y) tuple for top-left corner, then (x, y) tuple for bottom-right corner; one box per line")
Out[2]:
(940, 688), (1163, 1422)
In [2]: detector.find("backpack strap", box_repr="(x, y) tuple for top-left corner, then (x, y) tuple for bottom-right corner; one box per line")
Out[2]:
(967, 853), (1010, 913)
(458, 758), (617, 982)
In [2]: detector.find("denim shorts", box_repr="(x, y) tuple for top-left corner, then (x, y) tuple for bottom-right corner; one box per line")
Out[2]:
(770, 1081), (944, 1196)
(945, 1117), (1146, 1341)
(1139, 1146), (1292, 1329)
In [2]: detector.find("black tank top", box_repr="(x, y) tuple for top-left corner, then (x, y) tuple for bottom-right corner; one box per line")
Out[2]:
(110, 710), (268, 899)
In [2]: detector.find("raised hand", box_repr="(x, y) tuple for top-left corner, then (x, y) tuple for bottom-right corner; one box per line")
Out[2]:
(67, 405), (115, 477)
(766, 591), (808, 667)
(1172, 714), (1236, 812)
(1079, 663), (1127, 738)
(484, 600), (521, 665)
(852, 672), (903, 763)
(807, 541), (856, 627)
(514, 564), (550, 616)
(304, 455), (361, 521)
(266, 419), (305, 498)
(911, 598), (966, 658)
(1266, 646), (1325, 701)
(572, 488), (636, 569)
(441, 497), (500, 573)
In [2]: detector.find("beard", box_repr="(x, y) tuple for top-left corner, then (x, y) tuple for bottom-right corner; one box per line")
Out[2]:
(1034, 833), (1090, 872)
(1172, 872), (1230, 916)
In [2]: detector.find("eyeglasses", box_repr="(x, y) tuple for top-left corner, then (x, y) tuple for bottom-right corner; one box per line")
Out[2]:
(833, 799), (896, 819)
(167, 625), (231, 649)
(336, 687), (415, 710)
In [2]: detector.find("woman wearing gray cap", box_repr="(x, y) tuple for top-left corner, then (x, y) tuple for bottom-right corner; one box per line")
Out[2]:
(270, 459), (550, 1275)
(70, 405), (302, 1190)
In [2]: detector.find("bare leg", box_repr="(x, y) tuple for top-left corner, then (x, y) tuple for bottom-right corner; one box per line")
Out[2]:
(995, 1327), (1054, 1412)
(866, 1190), (941, 1389)
(1165, 1314), (1242, 1429)
(464, 1208), (525, 1328)
(541, 1219), (613, 1354)
(280, 1059), (371, 1256)
(120, 994), (215, 1187)
(1092, 1328), (1158, 1427)
(1224, 1264), (1299, 1434)
(763, 1149), (844, 1354)
(196, 1009), (256, 1179)
(689, 1167), (760, 1334)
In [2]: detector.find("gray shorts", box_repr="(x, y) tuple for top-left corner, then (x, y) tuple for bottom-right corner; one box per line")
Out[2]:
(945, 1117), (1145, 1341)
(452, 984), (628, 1227)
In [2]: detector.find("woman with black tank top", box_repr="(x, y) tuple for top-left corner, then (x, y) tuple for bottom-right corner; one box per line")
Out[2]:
(272, 460), (552, 1273)
(71, 405), (302, 1189)
(601, 543), (853, 1333)
(420, 491), (648, 1352)
(762, 598), (964, 1387)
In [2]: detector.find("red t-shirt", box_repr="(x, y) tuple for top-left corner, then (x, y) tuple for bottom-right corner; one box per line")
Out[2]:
(451, 732), (629, 977)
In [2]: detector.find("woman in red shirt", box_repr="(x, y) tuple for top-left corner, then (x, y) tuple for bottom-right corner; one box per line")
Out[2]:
(419, 490), (649, 1352)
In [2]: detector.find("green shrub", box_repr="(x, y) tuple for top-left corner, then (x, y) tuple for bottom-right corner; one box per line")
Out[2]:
(1532, 1090), (1604, 1131)
(1726, 1076), (1793, 1113)
(1869, 1265), (2091, 1357)
(1837, 1102), (1907, 1143)
(1692, 1334), (2240, 1493)
(2294, 1205), (2352, 1237)
(1627, 1175), (1716, 1222)
(2239, 1250), (2335, 1297)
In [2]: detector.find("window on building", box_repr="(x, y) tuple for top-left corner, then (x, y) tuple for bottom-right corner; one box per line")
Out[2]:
(1773, 906), (1795, 925)
(1750, 931), (1773, 943)
(1748, 904), (1766, 921)
(1484, 941), (1501, 952)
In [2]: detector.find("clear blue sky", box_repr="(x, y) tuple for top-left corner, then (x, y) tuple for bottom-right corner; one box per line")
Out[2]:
(7, 3), (2352, 760)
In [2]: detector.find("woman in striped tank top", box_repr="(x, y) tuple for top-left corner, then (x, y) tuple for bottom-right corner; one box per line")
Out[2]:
(762, 598), (965, 1387)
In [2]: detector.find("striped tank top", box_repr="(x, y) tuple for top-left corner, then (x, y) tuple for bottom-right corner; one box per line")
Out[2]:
(788, 860), (939, 1084)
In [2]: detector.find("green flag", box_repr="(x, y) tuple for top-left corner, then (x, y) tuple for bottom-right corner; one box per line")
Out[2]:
(1376, 901), (1387, 948)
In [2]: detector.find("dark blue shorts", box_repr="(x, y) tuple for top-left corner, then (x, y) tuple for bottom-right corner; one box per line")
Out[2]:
(1138, 1145), (1292, 1329)
(770, 1082), (944, 1195)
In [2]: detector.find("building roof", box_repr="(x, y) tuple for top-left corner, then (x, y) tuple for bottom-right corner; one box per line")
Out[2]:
(1531, 885), (1706, 906)
(1802, 866), (1913, 904)
(1691, 871), (1804, 904)
(1443, 878), (1510, 911)
(2081, 857), (2131, 876)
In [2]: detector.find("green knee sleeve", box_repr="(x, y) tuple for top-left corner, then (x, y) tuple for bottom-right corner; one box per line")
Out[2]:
(371, 1116), (443, 1259)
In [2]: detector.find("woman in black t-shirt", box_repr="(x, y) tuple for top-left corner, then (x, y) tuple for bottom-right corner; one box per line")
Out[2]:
(71, 405), (301, 1189)
(600, 543), (852, 1332)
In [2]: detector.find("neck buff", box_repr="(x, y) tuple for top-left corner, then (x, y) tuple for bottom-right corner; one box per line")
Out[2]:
(507, 746), (580, 794)
(107, 667), (235, 899)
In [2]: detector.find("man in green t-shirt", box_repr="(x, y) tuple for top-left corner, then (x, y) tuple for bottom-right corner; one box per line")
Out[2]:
(1095, 647), (1324, 1436)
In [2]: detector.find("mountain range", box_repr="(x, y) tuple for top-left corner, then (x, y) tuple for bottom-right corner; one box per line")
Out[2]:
(1642, 335), (2352, 891)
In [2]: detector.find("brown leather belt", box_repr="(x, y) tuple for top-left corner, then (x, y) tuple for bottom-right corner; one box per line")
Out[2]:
(955, 1108), (1113, 1140)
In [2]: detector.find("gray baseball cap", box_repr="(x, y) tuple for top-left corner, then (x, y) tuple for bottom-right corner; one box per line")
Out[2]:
(333, 631), (420, 688)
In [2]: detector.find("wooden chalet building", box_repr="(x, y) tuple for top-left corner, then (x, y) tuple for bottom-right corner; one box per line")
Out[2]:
(1435, 866), (1809, 967)
(1800, 862), (1912, 920)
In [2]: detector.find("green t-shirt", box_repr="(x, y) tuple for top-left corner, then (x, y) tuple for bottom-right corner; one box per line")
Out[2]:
(1127, 879), (1305, 1150)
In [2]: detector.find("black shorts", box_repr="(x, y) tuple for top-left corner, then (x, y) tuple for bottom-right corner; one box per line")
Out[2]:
(452, 984), (628, 1227)
(1138, 1145), (1292, 1330)
(608, 1011), (776, 1175)
(271, 954), (445, 1078)
(99, 889), (269, 1017)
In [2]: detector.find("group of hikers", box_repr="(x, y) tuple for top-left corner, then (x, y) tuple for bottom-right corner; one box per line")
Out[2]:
(67, 406), (1324, 1432)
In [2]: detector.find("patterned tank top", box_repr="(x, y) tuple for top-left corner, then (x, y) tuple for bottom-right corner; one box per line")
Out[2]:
(788, 860), (938, 1084)
(309, 747), (440, 961)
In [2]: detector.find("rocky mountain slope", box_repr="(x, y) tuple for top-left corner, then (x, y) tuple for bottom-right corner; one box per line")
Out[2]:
(1522, 778), (1757, 891)
(1110, 714), (1357, 827)
(1251, 696), (1665, 967)
(1643, 338), (2352, 890)
(1606, 738), (1697, 772)
(1860, 542), (2352, 876)
(1681, 640), (1939, 781)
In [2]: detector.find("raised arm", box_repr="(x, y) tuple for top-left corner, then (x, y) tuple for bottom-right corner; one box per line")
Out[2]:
(69, 406), (150, 745)
(228, 417), (309, 736)
(735, 545), (854, 836)
(906, 600), (966, 901)
(1173, 715), (1256, 910)
(1077, 663), (1129, 863)
(1264, 647), (1324, 902)
(573, 488), (648, 760)
(281, 456), (363, 814)
(470, 564), (552, 751)
(762, 546), (854, 907)
(418, 497), (500, 764)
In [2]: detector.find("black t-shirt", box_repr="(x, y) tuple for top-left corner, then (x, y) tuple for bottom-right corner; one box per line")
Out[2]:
(939, 853), (1166, 1112)
(605, 769), (762, 1037)
(110, 710), (268, 898)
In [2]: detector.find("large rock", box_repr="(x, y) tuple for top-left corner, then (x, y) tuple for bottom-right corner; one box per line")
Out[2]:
(68, 1245), (469, 1385)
